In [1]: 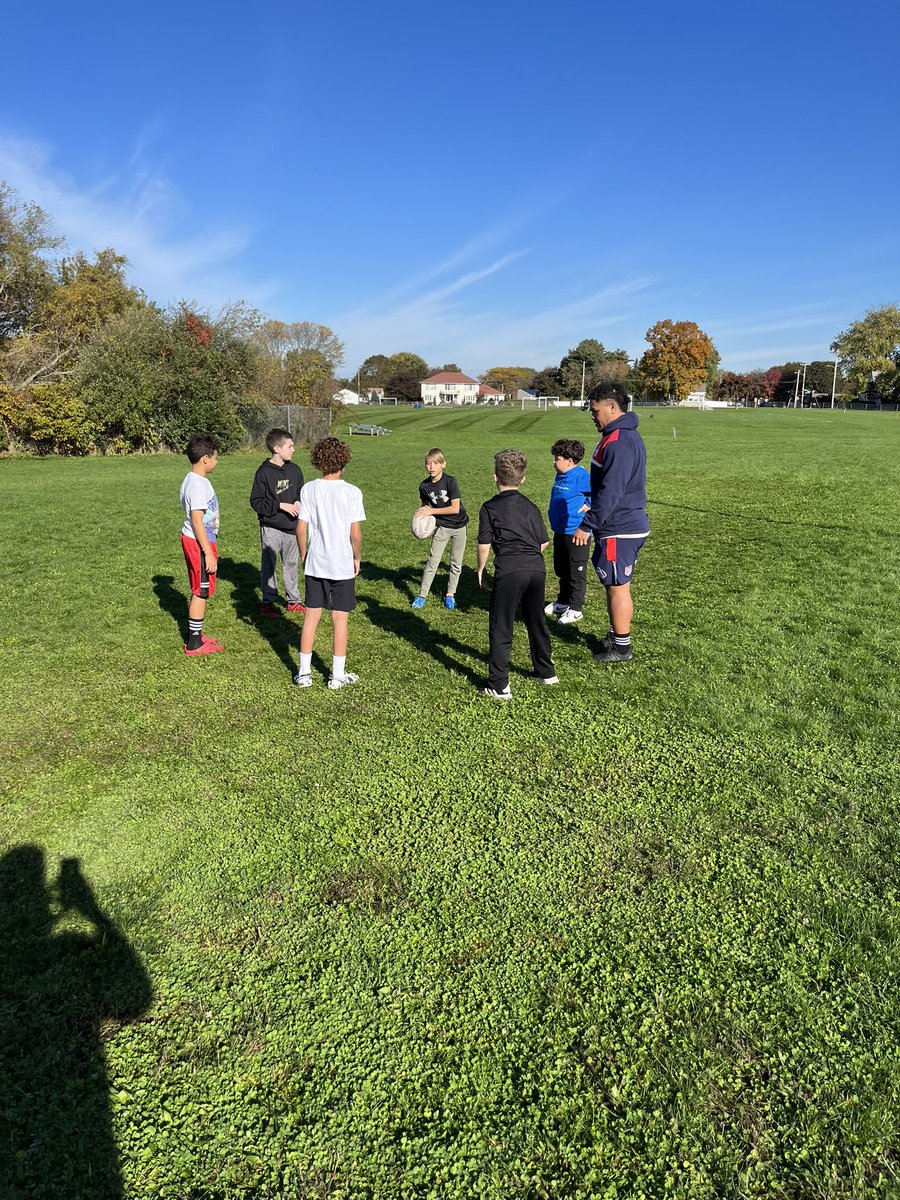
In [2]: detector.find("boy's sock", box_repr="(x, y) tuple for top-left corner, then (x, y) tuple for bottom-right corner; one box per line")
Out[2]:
(187, 618), (204, 650)
(332, 654), (346, 678)
(612, 631), (631, 651)
(299, 652), (313, 676)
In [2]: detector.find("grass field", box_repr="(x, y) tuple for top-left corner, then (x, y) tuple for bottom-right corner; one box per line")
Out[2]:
(2, 406), (900, 1199)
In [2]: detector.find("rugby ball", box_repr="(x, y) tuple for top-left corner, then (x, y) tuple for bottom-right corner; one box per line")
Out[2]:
(411, 512), (437, 540)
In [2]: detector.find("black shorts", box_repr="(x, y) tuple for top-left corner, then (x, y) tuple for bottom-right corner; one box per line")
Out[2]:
(304, 575), (357, 612)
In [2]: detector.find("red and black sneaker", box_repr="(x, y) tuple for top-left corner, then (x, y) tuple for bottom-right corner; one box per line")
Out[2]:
(286, 602), (306, 613)
(259, 602), (280, 618)
(184, 639), (225, 656)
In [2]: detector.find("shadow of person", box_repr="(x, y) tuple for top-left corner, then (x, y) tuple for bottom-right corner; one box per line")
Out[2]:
(151, 573), (189, 642)
(358, 561), (421, 600)
(357, 593), (497, 688)
(0, 848), (152, 1199)
(361, 561), (488, 611)
(216, 555), (296, 676)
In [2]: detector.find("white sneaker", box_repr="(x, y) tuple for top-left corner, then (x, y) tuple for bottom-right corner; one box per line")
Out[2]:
(482, 686), (512, 700)
(544, 601), (567, 616)
(557, 609), (583, 625)
(327, 672), (360, 690)
(531, 675), (559, 685)
(293, 673), (313, 688)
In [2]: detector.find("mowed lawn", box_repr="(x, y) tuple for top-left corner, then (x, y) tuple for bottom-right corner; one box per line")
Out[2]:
(1, 407), (899, 1199)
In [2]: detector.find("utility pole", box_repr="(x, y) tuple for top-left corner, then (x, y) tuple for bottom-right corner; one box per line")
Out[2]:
(830, 356), (838, 409)
(580, 360), (586, 407)
(800, 363), (808, 408)
(793, 369), (801, 407)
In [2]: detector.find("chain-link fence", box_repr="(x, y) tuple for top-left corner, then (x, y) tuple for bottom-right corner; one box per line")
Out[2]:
(238, 405), (333, 450)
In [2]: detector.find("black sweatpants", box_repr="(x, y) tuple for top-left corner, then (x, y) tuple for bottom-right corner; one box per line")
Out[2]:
(552, 532), (591, 610)
(488, 568), (555, 690)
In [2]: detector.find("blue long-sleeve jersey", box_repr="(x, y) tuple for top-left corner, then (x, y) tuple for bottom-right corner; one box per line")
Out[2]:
(579, 412), (650, 538)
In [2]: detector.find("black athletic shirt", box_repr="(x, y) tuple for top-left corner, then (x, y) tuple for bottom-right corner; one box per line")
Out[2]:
(418, 473), (468, 529)
(477, 490), (548, 576)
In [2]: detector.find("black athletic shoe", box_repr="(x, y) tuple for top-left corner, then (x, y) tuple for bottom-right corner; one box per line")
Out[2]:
(593, 643), (634, 663)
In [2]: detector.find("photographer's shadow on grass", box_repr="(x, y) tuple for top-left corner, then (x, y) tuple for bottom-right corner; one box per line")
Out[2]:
(0, 848), (152, 1199)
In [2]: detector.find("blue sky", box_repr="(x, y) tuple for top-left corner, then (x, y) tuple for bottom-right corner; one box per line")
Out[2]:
(3, 0), (898, 377)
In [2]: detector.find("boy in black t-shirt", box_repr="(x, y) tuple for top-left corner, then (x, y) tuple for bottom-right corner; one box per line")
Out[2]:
(477, 449), (557, 699)
(412, 448), (468, 610)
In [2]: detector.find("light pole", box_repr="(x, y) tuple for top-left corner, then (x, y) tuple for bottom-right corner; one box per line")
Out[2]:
(800, 362), (808, 408)
(579, 360), (586, 408)
(830, 356), (838, 408)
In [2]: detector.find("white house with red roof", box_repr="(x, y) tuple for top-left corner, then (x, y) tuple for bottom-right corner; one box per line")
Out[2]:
(420, 371), (480, 406)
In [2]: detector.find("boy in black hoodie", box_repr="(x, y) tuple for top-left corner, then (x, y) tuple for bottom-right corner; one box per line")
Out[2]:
(573, 383), (649, 662)
(249, 428), (305, 616)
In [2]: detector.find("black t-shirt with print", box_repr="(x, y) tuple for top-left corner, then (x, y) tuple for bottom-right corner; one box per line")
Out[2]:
(477, 490), (548, 576)
(418, 473), (468, 529)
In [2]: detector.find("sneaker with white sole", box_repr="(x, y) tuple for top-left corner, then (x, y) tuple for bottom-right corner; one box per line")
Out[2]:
(293, 672), (313, 688)
(327, 672), (360, 690)
(530, 674), (559, 685)
(544, 601), (568, 616)
(557, 609), (583, 625)
(482, 686), (512, 700)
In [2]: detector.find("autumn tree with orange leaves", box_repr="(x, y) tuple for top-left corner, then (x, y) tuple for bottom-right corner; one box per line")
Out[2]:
(638, 320), (718, 402)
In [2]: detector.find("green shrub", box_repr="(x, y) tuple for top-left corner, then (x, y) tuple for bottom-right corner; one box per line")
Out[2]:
(0, 382), (97, 454)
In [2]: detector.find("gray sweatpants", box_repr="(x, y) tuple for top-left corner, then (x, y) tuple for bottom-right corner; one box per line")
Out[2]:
(418, 525), (467, 597)
(260, 526), (301, 603)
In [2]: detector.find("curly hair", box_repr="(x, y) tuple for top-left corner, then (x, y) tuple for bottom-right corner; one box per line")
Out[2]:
(494, 448), (527, 487)
(311, 437), (352, 475)
(550, 438), (585, 463)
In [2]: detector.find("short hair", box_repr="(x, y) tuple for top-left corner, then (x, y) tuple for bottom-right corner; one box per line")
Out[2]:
(266, 428), (293, 454)
(494, 448), (527, 487)
(550, 438), (585, 463)
(310, 436), (352, 475)
(425, 447), (445, 465)
(588, 381), (628, 409)
(185, 433), (220, 463)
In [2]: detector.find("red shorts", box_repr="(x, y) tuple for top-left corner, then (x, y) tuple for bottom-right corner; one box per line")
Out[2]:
(181, 535), (218, 599)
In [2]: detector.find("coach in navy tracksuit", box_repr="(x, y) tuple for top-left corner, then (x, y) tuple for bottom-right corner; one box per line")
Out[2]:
(573, 382), (649, 663)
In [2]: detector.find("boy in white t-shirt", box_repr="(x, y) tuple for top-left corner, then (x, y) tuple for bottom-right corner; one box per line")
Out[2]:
(179, 433), (224, 656)
(294, 437), (366, 690)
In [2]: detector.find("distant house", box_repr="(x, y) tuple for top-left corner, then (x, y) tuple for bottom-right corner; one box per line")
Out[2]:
(366, 387), (385, 403)
(334, 388), (362, 406)
(479, 384), (503, 403)
(516, 388), (537, 401)
(420, 371), (480, 406)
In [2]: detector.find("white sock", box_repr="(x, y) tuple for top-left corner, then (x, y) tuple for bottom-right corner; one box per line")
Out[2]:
(332, 655), (346, 678)
(299, 652), (312, 675)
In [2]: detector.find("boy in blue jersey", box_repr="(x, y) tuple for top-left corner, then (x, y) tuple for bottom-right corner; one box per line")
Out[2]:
(545, 438), (592, 625)
(573, 382), (650, 663)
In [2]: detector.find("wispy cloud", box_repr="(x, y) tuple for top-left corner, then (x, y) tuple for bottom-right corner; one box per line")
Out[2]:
(333, 221), (656, 374)
(0, 132), (277, 309)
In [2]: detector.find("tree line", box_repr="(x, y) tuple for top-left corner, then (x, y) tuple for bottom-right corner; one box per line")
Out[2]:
(0, 184), (346, 454)
(3, 180), (899, 455)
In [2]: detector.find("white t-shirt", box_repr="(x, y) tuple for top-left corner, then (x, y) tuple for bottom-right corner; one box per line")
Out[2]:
(298, 477), (366, 579)
(180, 472), (219, 542)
